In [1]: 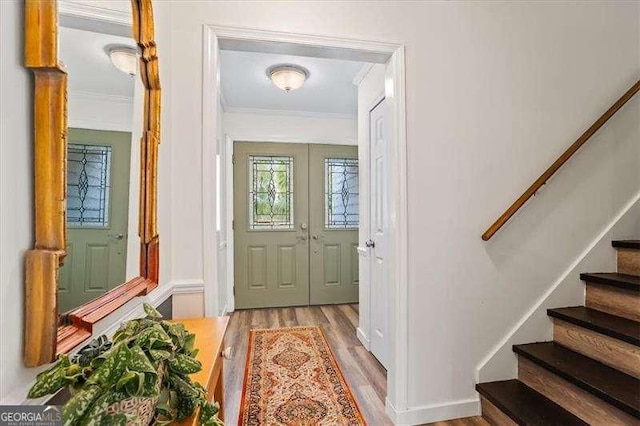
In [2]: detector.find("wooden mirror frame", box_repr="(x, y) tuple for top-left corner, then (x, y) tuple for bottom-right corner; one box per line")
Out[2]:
(23, 0), (161, 367)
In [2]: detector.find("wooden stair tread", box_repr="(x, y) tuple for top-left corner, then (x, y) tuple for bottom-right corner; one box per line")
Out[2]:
(612, 240), (640, 250)
(580, 273), (640, 291)
(548, 306), (640, 346)
(476, 380), (587, 425)
(513, 342), (640, 418)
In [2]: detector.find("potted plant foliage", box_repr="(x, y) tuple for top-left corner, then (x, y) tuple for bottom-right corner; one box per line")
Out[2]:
(28, 304), (223, 426)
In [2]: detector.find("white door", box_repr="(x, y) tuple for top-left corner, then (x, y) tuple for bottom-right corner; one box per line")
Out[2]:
(369, 98), (390, 368)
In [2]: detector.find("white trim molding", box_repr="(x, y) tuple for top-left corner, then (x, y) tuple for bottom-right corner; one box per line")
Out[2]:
(58, 0), (131, 25)
(356, 327), (370, 350)
(224, 106), (356, 120)
(352, 63), (375, 86)
(58, 0), (132, 38)
(386, 397), (480, 425)
(171, 279), (206, 294)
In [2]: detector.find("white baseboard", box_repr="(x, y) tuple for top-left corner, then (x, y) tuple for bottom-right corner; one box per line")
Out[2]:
(356, 327), (370, 350)
(386, 397), (480, 425)
(220, 304), (229, 317)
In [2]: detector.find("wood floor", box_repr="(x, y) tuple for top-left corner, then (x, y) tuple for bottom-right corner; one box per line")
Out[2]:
(222, 304), (488, 425)
(222, 304), (392, 425)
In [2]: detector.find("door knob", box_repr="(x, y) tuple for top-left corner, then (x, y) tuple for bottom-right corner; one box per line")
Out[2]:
(365, 239), (375, 248)
(111, 233), (124, 240)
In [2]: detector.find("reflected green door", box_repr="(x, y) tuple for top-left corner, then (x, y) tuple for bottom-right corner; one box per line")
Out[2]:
(58, 129), (131, 313)
(234, 142), (359, 309)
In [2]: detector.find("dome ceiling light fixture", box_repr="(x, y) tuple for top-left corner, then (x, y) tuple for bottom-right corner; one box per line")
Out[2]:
(267, 64), (309, 92)
(107, 45), (138, 76)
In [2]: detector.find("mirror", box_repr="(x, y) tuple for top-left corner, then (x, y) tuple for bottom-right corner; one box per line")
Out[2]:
(23, 0), (161, 367)
(57, 24), (140, 314)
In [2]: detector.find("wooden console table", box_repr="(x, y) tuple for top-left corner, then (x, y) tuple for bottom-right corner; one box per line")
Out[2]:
(173, 317), (230, 425)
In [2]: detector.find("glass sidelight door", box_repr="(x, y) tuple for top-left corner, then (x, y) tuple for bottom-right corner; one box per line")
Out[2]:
(233, 142), (359, 309)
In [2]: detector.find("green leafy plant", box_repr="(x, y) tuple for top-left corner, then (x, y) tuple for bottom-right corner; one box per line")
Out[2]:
(29, 304), (223, 426)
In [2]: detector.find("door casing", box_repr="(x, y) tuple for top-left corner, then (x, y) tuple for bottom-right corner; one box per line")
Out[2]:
(203, 26), (409, 415)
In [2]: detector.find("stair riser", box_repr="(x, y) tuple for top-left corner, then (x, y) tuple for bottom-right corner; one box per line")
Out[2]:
(480, 397), (517, 426)
(618, 249), (640, 276)
(518, 357), (639, 425)
(552, 319), (640, 378)
(586, 283), (640, 321)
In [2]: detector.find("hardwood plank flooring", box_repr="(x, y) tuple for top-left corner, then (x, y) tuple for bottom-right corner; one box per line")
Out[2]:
(223, 304), (392, 425)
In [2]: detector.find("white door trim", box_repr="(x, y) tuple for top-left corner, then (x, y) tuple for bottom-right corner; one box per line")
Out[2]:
(201, 24), (409, 415)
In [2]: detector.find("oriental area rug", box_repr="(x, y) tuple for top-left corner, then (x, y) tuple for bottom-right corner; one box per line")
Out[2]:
(238, 326), (365, 425)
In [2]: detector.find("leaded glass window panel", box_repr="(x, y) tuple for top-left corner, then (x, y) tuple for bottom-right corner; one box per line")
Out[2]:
(249, 155), (294, 230)
(67, 144), (112, 228)
(325, 158), (359, 229)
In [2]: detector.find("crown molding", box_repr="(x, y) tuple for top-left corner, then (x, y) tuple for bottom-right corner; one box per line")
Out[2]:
(224, 106), (356, 120)
(69, 90), (134, 104)
(58, 0), (131, 26)
(352, 63), (375, 86)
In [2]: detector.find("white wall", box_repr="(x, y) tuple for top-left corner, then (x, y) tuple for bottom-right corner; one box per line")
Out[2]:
(161, 1), (640, 422)
(0, 0), (40, 402)
(0, 0), (174, 403)
(68, 91), (134, 132)
(223, 111), (357, 145)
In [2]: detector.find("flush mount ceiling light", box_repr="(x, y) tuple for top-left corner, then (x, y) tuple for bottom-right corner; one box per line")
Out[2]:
(107, 45), (138, 76)
(267, 64), (309, 92)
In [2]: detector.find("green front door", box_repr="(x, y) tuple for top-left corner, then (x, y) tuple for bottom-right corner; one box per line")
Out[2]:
(234, 142), (359, 309)
(309, 144), (359, 305)
(234, 142), (310, 309)
(59, 128), (131, 313)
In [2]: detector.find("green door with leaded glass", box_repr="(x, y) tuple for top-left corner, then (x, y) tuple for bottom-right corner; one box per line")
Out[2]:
(234, 142), (310, 309)
(308, 144), (359, 305)
(58, 128), (131, 313)
(233, 142), (359, 309)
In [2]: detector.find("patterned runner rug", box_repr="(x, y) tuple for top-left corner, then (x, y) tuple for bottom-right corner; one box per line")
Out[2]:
(239, 326), (365, 425)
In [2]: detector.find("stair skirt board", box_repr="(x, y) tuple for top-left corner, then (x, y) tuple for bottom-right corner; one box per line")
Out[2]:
(552, 319), (640, 379)
(518, 357), (638, 425)
(586, 283), (640, 322)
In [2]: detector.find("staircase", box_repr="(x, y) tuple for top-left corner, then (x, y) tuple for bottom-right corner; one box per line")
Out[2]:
(476, 240), (640, 425)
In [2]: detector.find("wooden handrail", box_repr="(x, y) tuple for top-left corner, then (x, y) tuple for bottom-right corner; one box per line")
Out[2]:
(482, 79), (640, 241)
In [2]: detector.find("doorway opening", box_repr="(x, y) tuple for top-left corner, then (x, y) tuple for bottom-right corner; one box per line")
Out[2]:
(202, 25), (408, 418)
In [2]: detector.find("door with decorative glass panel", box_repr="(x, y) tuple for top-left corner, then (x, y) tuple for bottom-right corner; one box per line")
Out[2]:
(58, 129), (131, 313)
(234, 142), (359, 309)
(309, 144), (359, 305)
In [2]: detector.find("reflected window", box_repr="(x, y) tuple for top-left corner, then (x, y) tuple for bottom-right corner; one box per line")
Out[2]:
(67, 144), (112, 227)
(249, 155), (294, 230)
(325, 158), (359, 229)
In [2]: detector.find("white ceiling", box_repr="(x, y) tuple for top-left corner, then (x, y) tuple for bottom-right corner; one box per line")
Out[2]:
(59, 26), (136, 98)
(221, 50), (367, 117)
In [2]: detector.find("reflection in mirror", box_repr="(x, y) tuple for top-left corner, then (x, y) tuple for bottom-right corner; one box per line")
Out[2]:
(58, 24), (140, 314)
